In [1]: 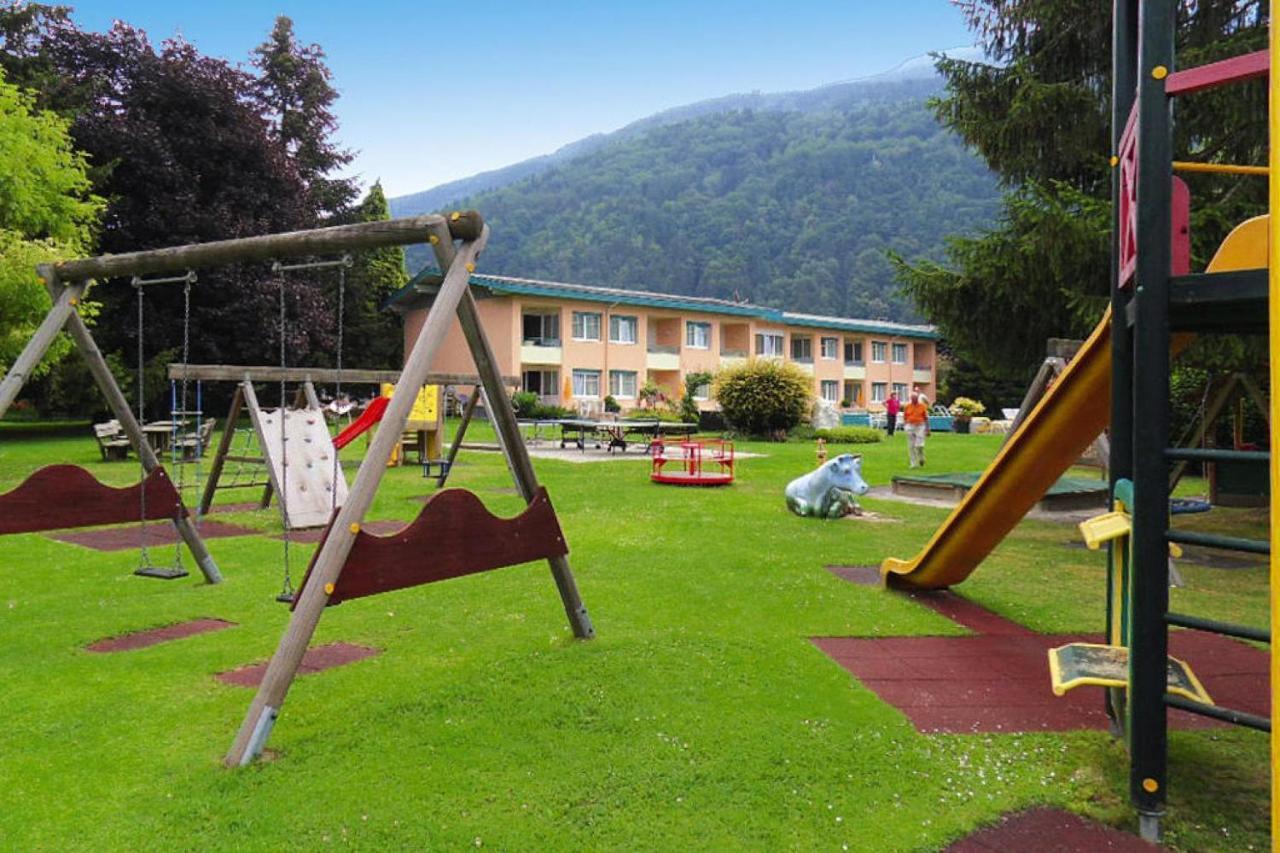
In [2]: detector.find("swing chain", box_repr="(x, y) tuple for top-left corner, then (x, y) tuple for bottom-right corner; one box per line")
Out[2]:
(278, 268), (293, 601)
(135, 281), (153, 569)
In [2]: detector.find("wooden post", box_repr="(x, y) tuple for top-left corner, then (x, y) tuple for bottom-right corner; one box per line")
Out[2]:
(0, 279), (87, 419)
(428, 223), (594, 640)
(438, 386), (481, 487)
(200, 384), (245, 515)
(1002, 357), (1064, 447)
(224, 228), (490, 767)
(303, 380), (322, 410)
(1168, 376), (1237, 489)
(40, 270), (222, 584)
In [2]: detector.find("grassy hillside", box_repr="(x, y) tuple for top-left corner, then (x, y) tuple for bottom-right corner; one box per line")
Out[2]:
(398, 98), (998, 322)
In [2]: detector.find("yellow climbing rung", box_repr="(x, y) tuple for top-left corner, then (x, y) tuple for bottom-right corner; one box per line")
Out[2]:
(1078, 510), (1131, 550)
(1047, 643), (1213, 705)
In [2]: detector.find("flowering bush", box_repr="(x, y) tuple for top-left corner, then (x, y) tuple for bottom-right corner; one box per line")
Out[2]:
(948, 397), (986, 417)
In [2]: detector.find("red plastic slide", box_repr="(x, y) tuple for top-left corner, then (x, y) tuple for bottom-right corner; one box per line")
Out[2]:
(333, 396), (389, 450)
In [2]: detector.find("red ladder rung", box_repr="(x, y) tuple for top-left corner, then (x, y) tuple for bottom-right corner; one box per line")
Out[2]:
(1166, 49), (1268, 96)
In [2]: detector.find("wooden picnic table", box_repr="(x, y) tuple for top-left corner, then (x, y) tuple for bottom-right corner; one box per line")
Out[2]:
(556, 419), (697, 453)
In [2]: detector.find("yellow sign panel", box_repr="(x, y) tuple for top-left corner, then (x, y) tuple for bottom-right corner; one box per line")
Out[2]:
(379, 383), (440, 431)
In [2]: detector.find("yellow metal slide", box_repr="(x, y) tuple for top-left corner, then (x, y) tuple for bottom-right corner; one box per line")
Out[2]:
(881, 215), (1267, 590)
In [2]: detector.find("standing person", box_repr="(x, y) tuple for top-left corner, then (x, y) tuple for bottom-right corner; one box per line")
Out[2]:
(884, 391), (900, 437)
(903, 391), (930, 467)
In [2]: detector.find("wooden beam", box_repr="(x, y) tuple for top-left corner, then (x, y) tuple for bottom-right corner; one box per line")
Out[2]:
(200, 384), (244, 515)
(0, 280), (87, 419)
(437, 386), (481, 487)
(55, 213), (483, 281)
(166, 364), (518, 387)
(225, 227), (491, 768)
(428, 221), (595, 641)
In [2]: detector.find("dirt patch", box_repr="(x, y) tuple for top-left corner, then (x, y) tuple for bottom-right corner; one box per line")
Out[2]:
(87, 618), (236, 653)
(49, 520), (259, 552)
(216, 642), (381, 687)
(946, 807), (1156, 851)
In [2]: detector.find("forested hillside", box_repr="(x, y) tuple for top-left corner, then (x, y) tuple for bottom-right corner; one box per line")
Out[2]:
(396, 94), (999, 322)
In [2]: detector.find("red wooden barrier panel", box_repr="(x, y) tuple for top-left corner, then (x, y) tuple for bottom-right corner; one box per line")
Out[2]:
(292, 487), (568, 606)
(0, 465), (183, 535)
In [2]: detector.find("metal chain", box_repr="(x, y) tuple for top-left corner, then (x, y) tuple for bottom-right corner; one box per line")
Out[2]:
(135, 283), (152, 568)
(278, 271), (292, 600)
(171, 279), (194, 570)
(332, 256), (349, 512)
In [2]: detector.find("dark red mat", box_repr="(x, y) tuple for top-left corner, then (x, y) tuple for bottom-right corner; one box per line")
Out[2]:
(814, 586), (1268, 733)
(48, 520), (259, 552)
(274, 520), (403, 544)
(826, 565), (881, 586)
(87, 618), (236, 653)
(216, 642), (381, 687)
(947, 807), (1157, 851)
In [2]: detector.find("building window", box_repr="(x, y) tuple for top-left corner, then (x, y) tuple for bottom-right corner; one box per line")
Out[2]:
(522, 312), (560, 346)
(609, 369), (637, 398)
(844, 381), (863, 404)
(790, 335), (812, 362)
(892, 342), (908, 364)
(820, 337), (838, 360)
(572, 311), (602, 341)
(609, 314), (638, 344)
(892, 382), (909, 399)
(871, 341), (887, 363)
(522, 369), (559, 399)
(844, 340), (864, 365)
(871, 382), (887, 403)
(572, 369), (601, 398)
(755, 333), (784, 357)
(820, 380), (839, 402)
(685, 321), (711, 349)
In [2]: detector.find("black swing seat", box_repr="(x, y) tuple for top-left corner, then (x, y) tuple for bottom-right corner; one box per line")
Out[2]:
(134, 565), (190, 580)
(0, 465), (185, 536)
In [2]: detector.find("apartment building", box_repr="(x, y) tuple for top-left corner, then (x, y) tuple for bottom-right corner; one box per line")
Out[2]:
(388, 272), (938, 411)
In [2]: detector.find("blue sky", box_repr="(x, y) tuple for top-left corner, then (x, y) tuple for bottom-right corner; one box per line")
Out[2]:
(65, 1), (975, 198)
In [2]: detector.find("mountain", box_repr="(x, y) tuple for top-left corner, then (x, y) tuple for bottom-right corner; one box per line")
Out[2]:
(389, 49), (1000, 322)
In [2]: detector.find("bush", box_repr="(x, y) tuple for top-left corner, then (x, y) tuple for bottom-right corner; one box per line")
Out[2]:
(948, 396), (986, 416)
(814, 426), (883, 445)
(511, 391), (539, 418)
(603, 394), (621, 414)
(713, 358), (813, 440)
(625, 409), (685, 423)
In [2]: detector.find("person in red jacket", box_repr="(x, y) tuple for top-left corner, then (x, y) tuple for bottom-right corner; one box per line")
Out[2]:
(884, 391), (900, 437)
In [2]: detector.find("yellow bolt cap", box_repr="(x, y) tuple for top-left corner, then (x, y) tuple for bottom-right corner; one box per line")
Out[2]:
(1152, 65), (1168, 80)
(429, 234), (439, 244)
(450, 211), (461, 221)
(324, 582), (335, 595)
(349, 522), (361, 534)
(465, 262), (476, 273)
(1109, 155), (1119, 167)
(1142, 777), (1159, 793)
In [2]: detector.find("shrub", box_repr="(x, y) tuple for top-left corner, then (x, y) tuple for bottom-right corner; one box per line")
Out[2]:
(511, 390), (539, 417)
(814, 426), (883, 445)
(680, 371), (713, 423)
(713, 358), (813, 440)
(603, 394), (621, 414)
(948, 396), (986, 417)
(625, 409), (684, 423)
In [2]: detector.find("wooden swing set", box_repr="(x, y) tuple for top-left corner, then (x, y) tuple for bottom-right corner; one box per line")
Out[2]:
(0, 212), (595, 766)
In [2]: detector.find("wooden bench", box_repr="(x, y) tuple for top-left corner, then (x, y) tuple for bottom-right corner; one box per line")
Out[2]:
(92, 421), (131, 461)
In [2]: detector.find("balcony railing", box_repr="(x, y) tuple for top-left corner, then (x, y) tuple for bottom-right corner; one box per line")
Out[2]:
(791, 356), (813, 364)
(720, 348), (748, 358)
(523, 337), (561, 347)
(914, 363), (932, 372)
(647, 343), (679, 355)
(845, 359), (865, 367)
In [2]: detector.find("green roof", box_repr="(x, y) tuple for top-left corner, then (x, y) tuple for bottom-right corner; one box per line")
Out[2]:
(387, 269), (939, 340)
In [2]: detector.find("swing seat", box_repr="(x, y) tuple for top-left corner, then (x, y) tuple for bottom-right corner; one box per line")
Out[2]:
(134, 565), (189, 580)
(292, 487), (568, 607)
(0, 465), (184, 535)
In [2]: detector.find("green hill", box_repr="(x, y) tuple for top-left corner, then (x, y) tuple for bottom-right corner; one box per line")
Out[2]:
(396, 82), (1000, 322)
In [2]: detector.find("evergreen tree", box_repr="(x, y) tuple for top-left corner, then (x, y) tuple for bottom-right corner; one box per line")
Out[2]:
(894, 0), (1267, 377)
(333, 181), (408, 369)
(252, 15), (357, 221)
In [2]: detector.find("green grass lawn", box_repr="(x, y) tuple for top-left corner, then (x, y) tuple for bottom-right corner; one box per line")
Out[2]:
(0, 424), (1268, 850)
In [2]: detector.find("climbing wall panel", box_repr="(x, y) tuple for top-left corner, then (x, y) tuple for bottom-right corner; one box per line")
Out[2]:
(255, 406), (348, 529)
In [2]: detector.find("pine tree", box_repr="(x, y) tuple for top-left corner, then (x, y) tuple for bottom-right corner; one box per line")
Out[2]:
(335, 181), (408, 369)
(895, 0), (1267, 377)
(251, 15), (357, 221)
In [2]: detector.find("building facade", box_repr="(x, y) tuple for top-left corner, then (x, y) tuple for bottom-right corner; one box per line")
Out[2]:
(389, 272), (938, 411)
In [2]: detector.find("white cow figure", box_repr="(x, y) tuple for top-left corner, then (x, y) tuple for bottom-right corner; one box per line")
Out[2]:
(785, 453), (870, 518)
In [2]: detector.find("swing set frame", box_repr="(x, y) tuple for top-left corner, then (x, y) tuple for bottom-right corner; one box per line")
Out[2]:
(0, 211), (595, 767)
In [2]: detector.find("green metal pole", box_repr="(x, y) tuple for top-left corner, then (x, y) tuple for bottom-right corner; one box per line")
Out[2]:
(1129, 0), (1176, 841)
(1107, 0), (1139, 736)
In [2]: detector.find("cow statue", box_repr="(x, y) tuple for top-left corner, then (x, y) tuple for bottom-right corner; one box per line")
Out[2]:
(785, 453), (870, 519)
